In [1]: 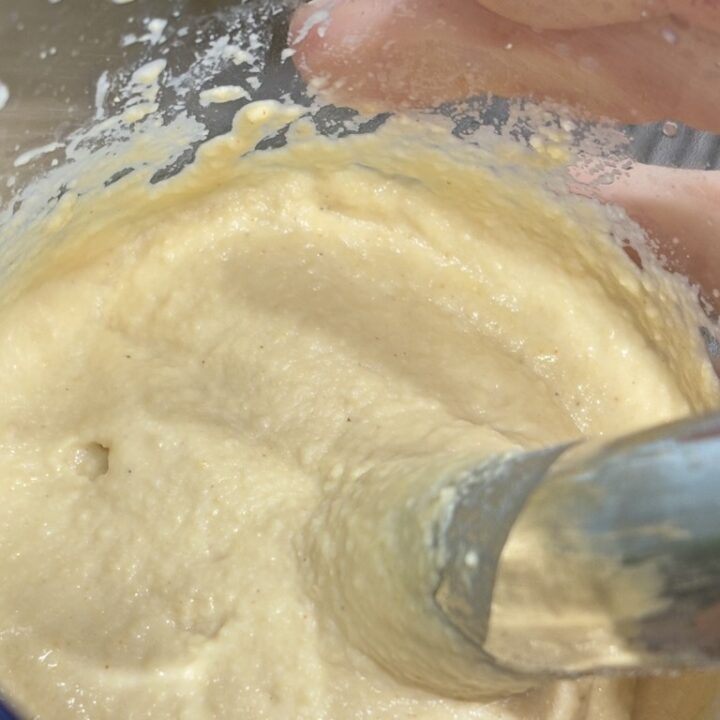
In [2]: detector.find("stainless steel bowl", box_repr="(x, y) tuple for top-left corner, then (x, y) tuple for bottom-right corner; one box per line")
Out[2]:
(0, 2), (718, 717)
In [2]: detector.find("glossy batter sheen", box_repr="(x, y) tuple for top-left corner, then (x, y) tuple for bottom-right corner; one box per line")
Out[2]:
(0, 104), (718, 720)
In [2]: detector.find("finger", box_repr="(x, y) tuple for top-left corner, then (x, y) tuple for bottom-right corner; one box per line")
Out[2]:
(595, 166), (720, 310)
(669, 0), (720, 33)
(476, 0), (720, 32)
(475, 0), (669, 30)
(290, 0), (720, 132)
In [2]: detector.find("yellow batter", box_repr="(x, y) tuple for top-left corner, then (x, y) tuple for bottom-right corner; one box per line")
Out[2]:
(0, 103), (718, 719)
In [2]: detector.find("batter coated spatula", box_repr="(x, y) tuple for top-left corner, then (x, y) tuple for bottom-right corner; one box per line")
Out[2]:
(433, 412), (720, 679)
(325, 412), (720, 688)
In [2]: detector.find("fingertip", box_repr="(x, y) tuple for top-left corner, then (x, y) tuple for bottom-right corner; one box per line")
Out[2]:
(288, 0), (332, 46)
(289, 0), (348, 95)
(288, 0), (332, 71)
(288, 0), (407, 105)
(289, 0), (391, 62)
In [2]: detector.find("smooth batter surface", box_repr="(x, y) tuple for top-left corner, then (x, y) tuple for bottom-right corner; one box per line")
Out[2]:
(0, 104), (718, 719)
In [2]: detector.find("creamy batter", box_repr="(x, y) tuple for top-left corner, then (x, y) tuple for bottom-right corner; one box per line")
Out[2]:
(0, 103), (718, 719)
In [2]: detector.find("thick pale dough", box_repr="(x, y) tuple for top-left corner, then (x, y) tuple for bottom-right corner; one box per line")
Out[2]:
(0, 105), (718, 719)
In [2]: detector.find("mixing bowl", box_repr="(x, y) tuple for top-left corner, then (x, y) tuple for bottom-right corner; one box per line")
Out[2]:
(0, 1), (718, 717)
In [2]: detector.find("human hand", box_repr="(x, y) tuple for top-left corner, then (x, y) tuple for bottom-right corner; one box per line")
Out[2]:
(289, 0), (720, 310)
(289, 0), (720, 131)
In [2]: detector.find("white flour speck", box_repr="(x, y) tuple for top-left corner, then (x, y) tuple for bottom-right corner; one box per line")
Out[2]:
(0, 81), (9, 112)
